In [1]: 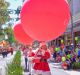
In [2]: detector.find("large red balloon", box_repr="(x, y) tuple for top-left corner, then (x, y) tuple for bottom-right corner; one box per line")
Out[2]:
(21, 0), (70, 41)
(13, 21), (33, 45)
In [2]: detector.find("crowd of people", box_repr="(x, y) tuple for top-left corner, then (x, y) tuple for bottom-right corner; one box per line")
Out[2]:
(19, 43), (80, 75)
(0, 40), (14, 58)
(0, 39), (80, 75)
(20, 43), (51, 75)
(49, 44), (80, 70)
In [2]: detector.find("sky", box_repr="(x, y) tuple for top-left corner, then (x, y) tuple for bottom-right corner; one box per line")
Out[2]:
(2, 0), (24, 28)
(6, 0), (23, 9)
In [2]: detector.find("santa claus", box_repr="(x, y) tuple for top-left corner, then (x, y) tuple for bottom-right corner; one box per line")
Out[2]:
(32, 44), (51, 75)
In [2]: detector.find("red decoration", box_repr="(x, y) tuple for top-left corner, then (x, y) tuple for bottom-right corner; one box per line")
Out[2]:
(21, 0), (70, 41)
(13, 21), (33, 45)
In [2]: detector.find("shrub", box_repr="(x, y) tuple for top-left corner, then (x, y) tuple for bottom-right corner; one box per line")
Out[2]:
(72, 62), (80, 69)
(6, 51), (23, 75)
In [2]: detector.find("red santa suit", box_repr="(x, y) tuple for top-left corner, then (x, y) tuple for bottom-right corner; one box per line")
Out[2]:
(28, 51), (35, 57)
(32, 49), (51, 75)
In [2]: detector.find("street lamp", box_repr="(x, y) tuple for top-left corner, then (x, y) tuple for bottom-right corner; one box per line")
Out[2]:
(70, 0), (75, 49)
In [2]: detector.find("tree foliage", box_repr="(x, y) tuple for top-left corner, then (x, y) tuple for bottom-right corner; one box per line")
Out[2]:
(4, 27), (16, 43)
(0, 0), (10, 26)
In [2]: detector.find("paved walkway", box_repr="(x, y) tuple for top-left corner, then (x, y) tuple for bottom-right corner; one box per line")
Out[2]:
(0, 51), (79, 75)
(0, 51), (16, 75)
(49, 62), (70, 75)
(23, 62), (70, 75)
(23, 62), (80, 75)
(22, 56), (70, 75)
(66, 70), (80, 75)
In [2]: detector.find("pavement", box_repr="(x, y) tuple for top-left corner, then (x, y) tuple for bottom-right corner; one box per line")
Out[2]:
(22, 57), (69, 75)
(23, 60), (80, 75)
(0, 51), (16, 75)
(49, 62), (80, 75)
(66, 70), (80, 75)
(49, 62), (70, 75)
(0, 51), (80, 75)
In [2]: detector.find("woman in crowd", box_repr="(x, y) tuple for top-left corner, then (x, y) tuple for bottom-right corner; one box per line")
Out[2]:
(27, 47), (35, 75)
(32, 44), (51, 75)
(2, 47), (8, 58)
(8, 45), (13, 55)
(23, 46), (29, 72)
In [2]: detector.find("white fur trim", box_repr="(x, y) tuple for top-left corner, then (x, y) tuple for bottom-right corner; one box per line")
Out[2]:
(32, 69), (51, 75)
(32, 70), (43, 74)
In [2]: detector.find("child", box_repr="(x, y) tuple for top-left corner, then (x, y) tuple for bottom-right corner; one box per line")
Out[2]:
(56, 55), (61, 63)
(62, 61), (68, 70)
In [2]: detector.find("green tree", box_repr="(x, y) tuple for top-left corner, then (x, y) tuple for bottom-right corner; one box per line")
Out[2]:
(4, 26), (16, 43)
(0, 0), (9, 28)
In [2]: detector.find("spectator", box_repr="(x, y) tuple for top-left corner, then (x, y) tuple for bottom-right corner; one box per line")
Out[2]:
(23, 46), (29, 72)
(8, 46), (13, 55)
(2, 47), (7, 58)
(78, 49), (80, 58)
(27, 47), (35, 75)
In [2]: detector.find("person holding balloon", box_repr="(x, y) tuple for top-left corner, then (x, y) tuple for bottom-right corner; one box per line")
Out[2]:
(32, 44), (51, 75)
(13, 0), (70, 72)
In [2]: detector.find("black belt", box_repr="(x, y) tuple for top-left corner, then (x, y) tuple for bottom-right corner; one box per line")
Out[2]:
(40, 58), (47, 62)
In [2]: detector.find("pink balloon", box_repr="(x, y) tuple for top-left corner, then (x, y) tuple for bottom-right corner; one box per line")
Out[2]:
(21, 0), (70, 41)
(13, 21), (33, 45)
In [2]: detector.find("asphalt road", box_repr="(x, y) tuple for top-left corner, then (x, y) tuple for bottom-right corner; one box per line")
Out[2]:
(24, 62), (70, 75)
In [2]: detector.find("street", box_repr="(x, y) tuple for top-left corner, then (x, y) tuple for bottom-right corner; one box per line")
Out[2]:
(0, 51), (80, 75)
(23, 62), (70, 75)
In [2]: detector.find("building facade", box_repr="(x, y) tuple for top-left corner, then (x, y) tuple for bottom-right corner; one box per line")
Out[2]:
(65, 0), (80, 46)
